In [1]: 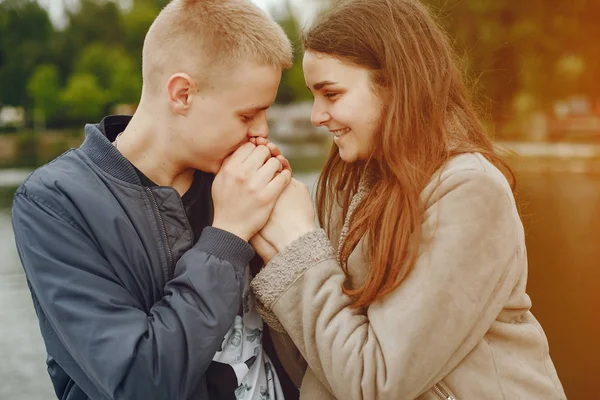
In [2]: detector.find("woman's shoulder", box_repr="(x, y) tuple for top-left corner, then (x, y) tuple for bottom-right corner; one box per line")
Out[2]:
(422, 153), (515, 208)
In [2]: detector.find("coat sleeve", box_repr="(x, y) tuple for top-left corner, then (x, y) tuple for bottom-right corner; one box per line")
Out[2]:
(251, 169), (522, 399)
(12, 190), (253, 400)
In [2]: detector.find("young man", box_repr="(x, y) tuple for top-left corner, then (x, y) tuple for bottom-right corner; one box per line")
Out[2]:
(11, 0), (298, 399)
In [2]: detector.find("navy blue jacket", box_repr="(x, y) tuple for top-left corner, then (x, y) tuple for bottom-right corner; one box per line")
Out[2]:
(12, 119), (254, 399)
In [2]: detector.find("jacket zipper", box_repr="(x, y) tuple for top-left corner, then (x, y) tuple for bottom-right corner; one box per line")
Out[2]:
(146, 188), (174, 281)
(433, 382), (458, 400)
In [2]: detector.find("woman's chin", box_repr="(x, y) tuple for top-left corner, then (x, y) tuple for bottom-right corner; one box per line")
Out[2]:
(338, 148), (357, 164)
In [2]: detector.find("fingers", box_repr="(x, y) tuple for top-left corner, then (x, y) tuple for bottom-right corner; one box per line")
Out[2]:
(254, 137), (269, 147)
(254, 157), (283, 186)
(223, 142), (256, 168)
(263, 141), (291, 172)
(263, 169), (292, 200)
(266, 141), (281, 157)
(252, 139), (282, 158)
(243, 145), (272, 170)
(276, 155), (292, 172)
(226, 140), (290, 176)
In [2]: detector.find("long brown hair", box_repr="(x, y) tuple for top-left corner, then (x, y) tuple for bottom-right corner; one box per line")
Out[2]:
(304, 0), (516, 308)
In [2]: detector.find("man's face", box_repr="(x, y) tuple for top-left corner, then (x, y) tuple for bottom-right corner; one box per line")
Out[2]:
(184, 62), (282, 174)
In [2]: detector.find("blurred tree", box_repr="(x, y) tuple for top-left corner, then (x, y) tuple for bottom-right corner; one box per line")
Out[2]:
(121, 0), (160, 54)
(53, 0), (125, 80)
(74, 44), (117, 92)
(425, 0), (600, 132)
(2, 0), (598, 132)
(275, 0), (313, 104)
(120, 0), (163, 67)
(27, 65), (62, 130)
(425, 0), (521, 133)
(60, 73), (107, 123)
(106, 52), (142, 105)
(0, 0), (53, 108)
(563, 0), (600, 102)
(119, 0), (172, 97)
(65, 0), (124, 48)
(74, 43), (141, 106)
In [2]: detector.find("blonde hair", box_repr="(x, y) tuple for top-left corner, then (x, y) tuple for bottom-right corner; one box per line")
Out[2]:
(142, 0), (292, 93)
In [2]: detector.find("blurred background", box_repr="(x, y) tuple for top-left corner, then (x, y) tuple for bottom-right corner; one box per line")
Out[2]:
(0, 0), (599, 399)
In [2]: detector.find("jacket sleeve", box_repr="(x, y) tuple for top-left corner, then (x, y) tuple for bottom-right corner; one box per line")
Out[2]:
(251, 169), (522, 399)
(12, 190), (253, 400)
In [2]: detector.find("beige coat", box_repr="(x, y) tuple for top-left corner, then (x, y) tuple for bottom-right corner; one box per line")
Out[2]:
(251, 153), (566, 400)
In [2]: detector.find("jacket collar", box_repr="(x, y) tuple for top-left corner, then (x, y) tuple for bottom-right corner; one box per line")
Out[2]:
(80, 115), (142, 185)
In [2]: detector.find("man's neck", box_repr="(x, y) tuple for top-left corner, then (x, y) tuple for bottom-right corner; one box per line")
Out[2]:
(116, 113), (194, 196)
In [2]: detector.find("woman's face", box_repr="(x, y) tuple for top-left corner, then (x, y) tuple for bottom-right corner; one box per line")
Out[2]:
(303, 50), (384, 163)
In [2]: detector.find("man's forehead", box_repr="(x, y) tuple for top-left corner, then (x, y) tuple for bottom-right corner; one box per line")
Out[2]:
(220, 66), (280, 112)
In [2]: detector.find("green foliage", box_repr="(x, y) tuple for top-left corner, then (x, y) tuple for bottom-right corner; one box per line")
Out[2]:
(27, 65), (62, 127)
(1, 0), (600, 132)
(0, 0), (149, 127)
(60, 74), (107, 124)
(74, 43), (141, 105)
(0, 185), (18, 210)
(120, 0), (163, 63)
(61, 0), (125, 59)
(0, 0), (53, 107)
(276, 12), (313, 104)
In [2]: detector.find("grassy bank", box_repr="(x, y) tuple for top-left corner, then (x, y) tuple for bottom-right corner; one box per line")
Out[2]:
(0, 186), (18, 210)
(0, 129), (83, 169)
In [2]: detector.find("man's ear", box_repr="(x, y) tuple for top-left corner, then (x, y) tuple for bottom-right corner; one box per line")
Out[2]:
(167, 73), (196, 115)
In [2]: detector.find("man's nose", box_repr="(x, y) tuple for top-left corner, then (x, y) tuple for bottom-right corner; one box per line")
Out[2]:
(248, 113), (269, 139)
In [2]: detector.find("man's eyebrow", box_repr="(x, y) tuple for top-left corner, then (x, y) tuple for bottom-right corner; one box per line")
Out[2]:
(238, 104), (271, 114)
(309, 80), (338, 90)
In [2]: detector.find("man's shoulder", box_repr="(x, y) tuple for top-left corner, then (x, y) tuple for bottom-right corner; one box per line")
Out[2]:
(16, 148), (95, 202)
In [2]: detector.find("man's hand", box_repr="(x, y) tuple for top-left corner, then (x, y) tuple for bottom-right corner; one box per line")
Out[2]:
(250, 137), (291, 172)
(252, 178), (317, 261)
(212, 143), (291, 241)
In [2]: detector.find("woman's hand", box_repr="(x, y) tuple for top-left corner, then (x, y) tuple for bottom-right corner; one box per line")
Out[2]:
(245, 138), (314, 262)
(256, 178), (317, 255)
(249, 232), (279, 265)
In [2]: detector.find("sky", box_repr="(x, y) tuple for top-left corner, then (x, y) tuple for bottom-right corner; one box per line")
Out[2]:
(36, 0), (316, 29)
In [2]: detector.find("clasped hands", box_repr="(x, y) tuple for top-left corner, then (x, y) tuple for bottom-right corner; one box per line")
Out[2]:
(211, 137), (316, 265)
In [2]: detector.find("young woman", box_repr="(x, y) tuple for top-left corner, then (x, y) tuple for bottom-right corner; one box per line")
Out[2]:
(249, 0), (566, 399)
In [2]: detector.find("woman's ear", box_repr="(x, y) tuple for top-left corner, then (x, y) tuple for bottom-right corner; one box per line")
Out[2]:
(378, 86), (392, 107)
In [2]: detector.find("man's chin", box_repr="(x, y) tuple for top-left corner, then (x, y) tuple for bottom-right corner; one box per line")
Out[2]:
(211, 159), (227, 174)
(207, 164), (221, 174)
(192, 160), (220, 175)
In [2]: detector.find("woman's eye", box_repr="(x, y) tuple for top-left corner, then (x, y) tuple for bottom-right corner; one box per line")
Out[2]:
(242, 115), (254, 122)
(324, 92), (339, 99)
